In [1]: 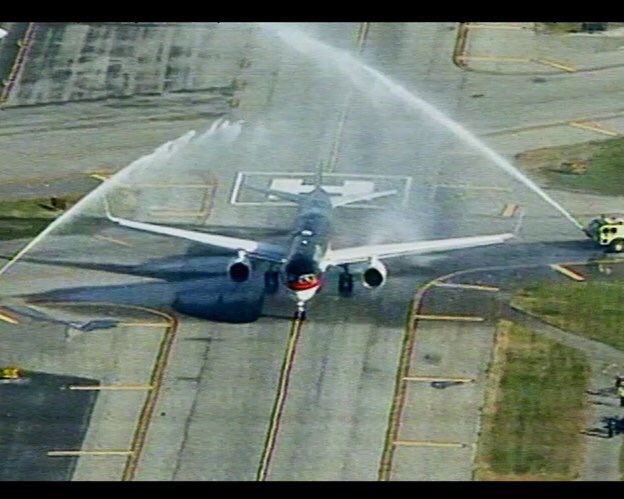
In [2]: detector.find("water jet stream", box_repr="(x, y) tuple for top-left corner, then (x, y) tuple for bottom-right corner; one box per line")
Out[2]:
(0, 119), (243, 277)
(267, 24), (584, 232)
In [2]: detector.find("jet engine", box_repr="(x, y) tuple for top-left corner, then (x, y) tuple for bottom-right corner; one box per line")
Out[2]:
(362, 258), (387, 289)
(228, 254), (252, 282)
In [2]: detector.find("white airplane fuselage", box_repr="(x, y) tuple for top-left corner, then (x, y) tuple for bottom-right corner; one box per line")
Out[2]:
(281, 187), (333, 309)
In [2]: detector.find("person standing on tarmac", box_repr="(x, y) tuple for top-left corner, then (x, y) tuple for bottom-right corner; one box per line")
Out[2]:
(608, 417), (617, 438)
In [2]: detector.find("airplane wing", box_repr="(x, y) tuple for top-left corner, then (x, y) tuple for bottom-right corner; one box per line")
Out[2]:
(323, 233), (514, 266)
(106, 210), (287, 264)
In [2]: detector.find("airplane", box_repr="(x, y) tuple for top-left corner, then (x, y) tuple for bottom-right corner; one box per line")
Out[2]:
(105, 172), (514, 320)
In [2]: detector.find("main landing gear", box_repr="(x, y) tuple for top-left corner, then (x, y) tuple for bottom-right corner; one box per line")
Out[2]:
(264, 270), (279, 294)
(338, 268), (354, 297)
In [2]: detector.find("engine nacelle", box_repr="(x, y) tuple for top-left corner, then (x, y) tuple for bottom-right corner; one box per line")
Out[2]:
(227, 254), (252, 282)
(362, 258), (387, 289)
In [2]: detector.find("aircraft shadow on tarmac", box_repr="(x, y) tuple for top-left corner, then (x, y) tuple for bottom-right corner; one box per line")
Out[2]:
(14, 254), (268, 324)
(8, 249), (418, 326)
(2, 236), (605, 327)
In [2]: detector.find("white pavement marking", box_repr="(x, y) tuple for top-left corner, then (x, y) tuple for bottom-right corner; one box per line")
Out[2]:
(433, 282), (500, 292)
(230, 171), (412, 208)
(268, 178), (375, 197)
(229, 171), (245, 205)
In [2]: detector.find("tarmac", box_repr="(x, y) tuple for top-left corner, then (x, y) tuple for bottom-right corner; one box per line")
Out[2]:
(0, 23), (623, 480)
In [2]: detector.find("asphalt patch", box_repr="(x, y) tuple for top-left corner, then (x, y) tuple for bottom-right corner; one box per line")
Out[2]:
(0, 372), (99, 481)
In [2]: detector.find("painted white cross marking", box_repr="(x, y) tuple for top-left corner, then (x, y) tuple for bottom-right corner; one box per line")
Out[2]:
(267, 179), (375, 200)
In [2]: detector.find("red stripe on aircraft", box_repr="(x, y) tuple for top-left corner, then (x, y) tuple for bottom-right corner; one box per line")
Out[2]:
(287, 277), (321, 291)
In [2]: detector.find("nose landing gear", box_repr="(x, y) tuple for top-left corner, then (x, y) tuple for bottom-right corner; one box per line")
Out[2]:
(294, 301), (307, 321)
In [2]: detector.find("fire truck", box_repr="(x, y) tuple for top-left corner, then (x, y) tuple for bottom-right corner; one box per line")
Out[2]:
(0, 366), (27, 385)
(584, 214), (624, 252)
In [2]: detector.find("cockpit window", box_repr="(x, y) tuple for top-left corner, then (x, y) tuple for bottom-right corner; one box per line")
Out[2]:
(284, 255), (317, 277)
(287, 272), (318, 284)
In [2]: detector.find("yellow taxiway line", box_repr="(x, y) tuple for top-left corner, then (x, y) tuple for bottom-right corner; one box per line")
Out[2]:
(393, 440), (468, 448)
(117, 322), (168, 327)
(94, 234), (133, 247)
(414, 314), (485, 322)
(69, 384), (153, 391)
(0, 308), (20, 325)
(122, 310), (178, 481)
(467, 24), (526, 30)
(325, 22), (370, 174)
(27, 301), (177, 481)
(48, 450), (133, 457)
(257, 318), (304, 481)
(150, 210), (207, 217)
(458, 55), (576, 73)
(403, 376), (475, 383)
(89, 173), (111, 182)
(433, 282), (499, 292)
(551, 264), (585, 282)
(456, 55), (531, 63)
(501, 203), (518, 218)
(569, 121), (620, 136)
(532, 58), (576, 72)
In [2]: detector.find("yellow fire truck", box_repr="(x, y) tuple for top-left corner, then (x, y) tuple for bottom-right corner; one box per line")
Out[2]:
(584, 214), (624, 252)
